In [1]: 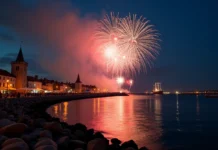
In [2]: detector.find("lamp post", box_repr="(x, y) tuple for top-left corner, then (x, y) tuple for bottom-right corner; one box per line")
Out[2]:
(6, 80), (9, 94)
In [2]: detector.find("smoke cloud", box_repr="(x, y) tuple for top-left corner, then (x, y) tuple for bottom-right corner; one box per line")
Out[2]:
(0, 1), (119, 91)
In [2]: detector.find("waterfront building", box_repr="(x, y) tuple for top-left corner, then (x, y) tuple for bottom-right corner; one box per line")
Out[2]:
(0, 69), (16, 93)
(11, 47), (28, 89)
(27, 76), (43, 93)
(0, 47), (97, 94)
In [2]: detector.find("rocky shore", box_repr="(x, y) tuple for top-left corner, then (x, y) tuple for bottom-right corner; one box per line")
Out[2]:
(0, 93), (149, 150)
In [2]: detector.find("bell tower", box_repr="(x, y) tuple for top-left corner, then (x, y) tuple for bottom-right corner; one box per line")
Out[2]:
(11, 46), (28, 89)
(75, 74), (82, 93)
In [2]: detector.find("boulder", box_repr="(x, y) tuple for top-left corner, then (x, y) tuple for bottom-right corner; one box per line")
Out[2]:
(111, 138), (121, 145)
(2, 141), (29, 150)
(0, 110), (7, 119)
(33, 118), (46, 128)
(121, 140), (138, 150)
(35, 145), (57, 150)
(2, 138), (29, 150)
(139, 146), (149, 150)
(8, 115), (15, 121)
(0, 123), (28, 137)
(74, 130), (85, 140)
(0, 135), (8, 145)
(43, 122), (63, 133)
(69, 140), (86, 149)
(40, 130), (52, 139)
(62, 128), (71, 136)
(87, 138), (108, 150)
(57, 136), (70, 149)
(74, 123), (87, 132)
(34, 138), (57, 149)
(125, 147), (136, 150)
(0, 119), (14, 128)
(93, 132), (104, 139)
(86, 129), (94, 140)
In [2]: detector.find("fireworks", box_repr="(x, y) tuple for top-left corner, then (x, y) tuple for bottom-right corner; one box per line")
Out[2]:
(95, 12), (160, 77)
(116, 77), (124, 85)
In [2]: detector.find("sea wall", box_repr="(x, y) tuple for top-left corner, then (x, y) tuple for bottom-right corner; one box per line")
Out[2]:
(0, 93), (149, 150)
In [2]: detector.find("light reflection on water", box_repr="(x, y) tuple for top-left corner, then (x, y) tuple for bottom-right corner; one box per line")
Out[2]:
(47, 95), (218, 150)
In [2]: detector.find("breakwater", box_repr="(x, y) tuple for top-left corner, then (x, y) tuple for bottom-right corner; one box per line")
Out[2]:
(0, 93), (150, 150)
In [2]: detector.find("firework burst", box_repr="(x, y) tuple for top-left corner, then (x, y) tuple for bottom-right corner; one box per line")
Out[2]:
(95, 12), (160, 77)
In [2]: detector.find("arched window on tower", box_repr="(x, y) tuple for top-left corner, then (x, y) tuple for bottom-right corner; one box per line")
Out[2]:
(16, 66), (19, 71)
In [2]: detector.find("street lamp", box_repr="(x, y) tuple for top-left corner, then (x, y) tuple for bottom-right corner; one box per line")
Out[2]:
(6, 80), (9, 95)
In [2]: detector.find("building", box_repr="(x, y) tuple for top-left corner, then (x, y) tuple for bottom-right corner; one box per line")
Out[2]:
(75, 74), (82, 93)
(0, 69), (16, 93)
(82, 85), (97, 93)
(27, 76), (43, 93)
(11, 47), (28, 89)
(0, 46), (97, 94)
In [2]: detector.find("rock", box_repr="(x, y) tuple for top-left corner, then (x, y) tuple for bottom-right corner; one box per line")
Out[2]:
(57, 136), (70, 149)
(33, 118), (46, 128)
(139, 146), (149, 150)
(125, 147), (136, 150)
(87, 129), (94, 136)
(34, 138), (57, 149)
(0, 135), (8, 145)
(40, 130), (52, 139)
(69, 140), (86, 149)
(86, 128), (94, 140)
(0, 123), (28, 137)
(35, 145), (57, 150)
(22, 134), (35, 143)
(87, 138), (108, 150)
(2, 138), (24, 147)
(74, 123), (87, 132)
(0, 110), (7, 119)
(121, 140), (138, 150)
(0, 119), (14, 128)
(94, 132), (104, 139)
(62, 128), (71, 136)
(74, 130), (85, 140)
(2, 141), (29, 150)
(30, 128), (44, 137)
(44, 122), (63, 133)
(17, 115), (31, 124)
(8, 115), (15, 121)
(111, 138), (121, 145)
(2, 138), (29, 150)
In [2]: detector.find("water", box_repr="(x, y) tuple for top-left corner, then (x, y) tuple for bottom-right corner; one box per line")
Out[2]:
(47, 95), (218, 150)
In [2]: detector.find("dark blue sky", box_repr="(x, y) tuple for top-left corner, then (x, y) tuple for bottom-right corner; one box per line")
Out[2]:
(0, 0), (217, 92)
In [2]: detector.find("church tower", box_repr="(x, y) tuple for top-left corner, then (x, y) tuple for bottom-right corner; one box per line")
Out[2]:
(11, 47), (28, 89)
(75, 74), (82, 93)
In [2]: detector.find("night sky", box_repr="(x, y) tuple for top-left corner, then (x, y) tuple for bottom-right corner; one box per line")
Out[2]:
(0, 0), (217, 92)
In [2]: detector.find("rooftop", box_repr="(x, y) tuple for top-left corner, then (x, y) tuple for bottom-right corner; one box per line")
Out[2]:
(75, 74), (82, 83)
(15, 47), (25, 62)
(0, 69), (15, 78)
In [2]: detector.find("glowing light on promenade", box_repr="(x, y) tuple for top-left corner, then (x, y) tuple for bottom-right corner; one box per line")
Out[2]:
(95, 12), (160, 76)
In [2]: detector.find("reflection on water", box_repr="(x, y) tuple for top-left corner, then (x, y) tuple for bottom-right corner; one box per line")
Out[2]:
(48, 95), (164, 149)
(47, 95), (218, 150)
